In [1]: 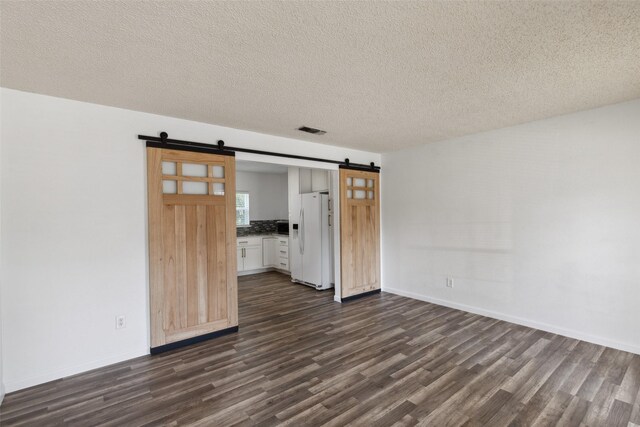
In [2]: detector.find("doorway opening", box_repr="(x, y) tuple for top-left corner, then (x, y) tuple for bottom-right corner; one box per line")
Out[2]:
(234, 159), (343, 308)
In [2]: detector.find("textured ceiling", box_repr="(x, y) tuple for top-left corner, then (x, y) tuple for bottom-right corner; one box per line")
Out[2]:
(1, 1), (639, 153)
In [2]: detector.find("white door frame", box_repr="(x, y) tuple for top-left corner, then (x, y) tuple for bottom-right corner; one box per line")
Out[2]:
(235, 152), (342, 302)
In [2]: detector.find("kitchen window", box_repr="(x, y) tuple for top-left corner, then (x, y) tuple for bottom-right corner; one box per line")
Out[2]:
(236, 192), (250, 227)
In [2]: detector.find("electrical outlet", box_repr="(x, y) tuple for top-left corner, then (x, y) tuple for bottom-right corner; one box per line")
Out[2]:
(116, 315), (126, 329)
(446, 277), (454, 288)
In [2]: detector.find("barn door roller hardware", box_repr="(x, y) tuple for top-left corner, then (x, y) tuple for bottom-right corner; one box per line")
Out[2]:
(139, 132), (380, 172)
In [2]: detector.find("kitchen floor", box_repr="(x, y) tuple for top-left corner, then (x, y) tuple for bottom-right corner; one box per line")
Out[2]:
(1, 271), (639, 426)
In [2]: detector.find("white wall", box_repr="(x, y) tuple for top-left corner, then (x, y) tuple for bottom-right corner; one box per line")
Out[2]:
(382, 98), (640, 355)
(0, 89), (4, 404)
(0, 88), (380, 392)
(236, 171), (287, 220)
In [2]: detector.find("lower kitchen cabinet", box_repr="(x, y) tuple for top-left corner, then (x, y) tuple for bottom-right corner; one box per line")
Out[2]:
(262, 237), (277, 267)
(243, 245), (262, 271)
(238, 235), (289, 274)
(237, 237), (263, 272)
(276, 237), (289, 271)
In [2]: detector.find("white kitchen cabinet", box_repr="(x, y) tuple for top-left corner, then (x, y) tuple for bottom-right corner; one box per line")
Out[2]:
(237, 247), (244, 271)
(299, 168), (312, 194)
(262, 237), (277, 267)
(311, 169), (329, 192)
(237, 236), (262, 246)
(237, 235), (289, 274)
(237, 237), (263, 272)
(276, 237), (289, 272)
(244, 246), (262, 271)
(298, 168), (329, 194)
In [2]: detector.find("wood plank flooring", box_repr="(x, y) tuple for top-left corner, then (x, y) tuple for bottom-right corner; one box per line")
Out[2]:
(2, 271), (639, 426)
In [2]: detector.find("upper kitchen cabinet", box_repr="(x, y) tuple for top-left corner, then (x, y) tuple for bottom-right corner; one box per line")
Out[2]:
(299, 168), (329, 193)
(299, 168), (312, 193)
(311, 169), (329, 192)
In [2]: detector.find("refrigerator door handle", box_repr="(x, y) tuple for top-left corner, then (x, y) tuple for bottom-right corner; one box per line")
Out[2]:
(301, 208), (305, 255)
(299, 207), (304, 255)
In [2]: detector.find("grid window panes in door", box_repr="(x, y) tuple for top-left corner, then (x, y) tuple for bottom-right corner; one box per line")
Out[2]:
(161, 161), (225, 195)
(236, 192), (250, 226)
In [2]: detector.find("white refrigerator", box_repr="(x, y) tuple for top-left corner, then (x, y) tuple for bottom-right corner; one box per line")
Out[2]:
(291, 192), (333, 290)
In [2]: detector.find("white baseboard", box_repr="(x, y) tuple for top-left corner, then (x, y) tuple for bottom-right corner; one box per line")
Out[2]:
(383, 286), (640, 356)
(238, 267), (291, 277)
(334, 295), (342, 303)
(4, 349), (147, 393)
(237, 267), (273, 276)
(0, 382), (5, 406)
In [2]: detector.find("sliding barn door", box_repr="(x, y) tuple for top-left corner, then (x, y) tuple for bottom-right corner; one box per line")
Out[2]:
(147, 148), (237, 350)
(340, 168), (381, 298)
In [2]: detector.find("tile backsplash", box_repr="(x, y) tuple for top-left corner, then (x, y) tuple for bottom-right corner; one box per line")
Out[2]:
(237, 220), (283, 236)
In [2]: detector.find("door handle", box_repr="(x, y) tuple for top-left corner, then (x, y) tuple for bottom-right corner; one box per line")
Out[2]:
(300, 209), (305, 255)
(299, 207), (304, 254)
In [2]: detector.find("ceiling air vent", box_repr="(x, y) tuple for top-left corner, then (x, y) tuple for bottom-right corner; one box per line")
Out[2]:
(298, 126), (326, 135)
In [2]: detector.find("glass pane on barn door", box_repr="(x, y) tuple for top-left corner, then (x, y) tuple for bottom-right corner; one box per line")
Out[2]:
(163, 180), (177, 194)
(354, 178), (366, 187)
(212, 183), (225, 196)
(183, 181), (208, 195)
(182, 163), (207, 177)
(162, 161), (177, 176)
(354, 190), (366, 199)
(212, 165), (225, 178)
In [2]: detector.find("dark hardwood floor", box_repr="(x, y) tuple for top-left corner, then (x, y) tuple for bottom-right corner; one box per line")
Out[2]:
(2, 271), (640, 426)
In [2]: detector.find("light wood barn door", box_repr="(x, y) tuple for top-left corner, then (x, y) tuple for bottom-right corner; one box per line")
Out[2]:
(340, 168), (381, 299)
(147, 148), (237, 350)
